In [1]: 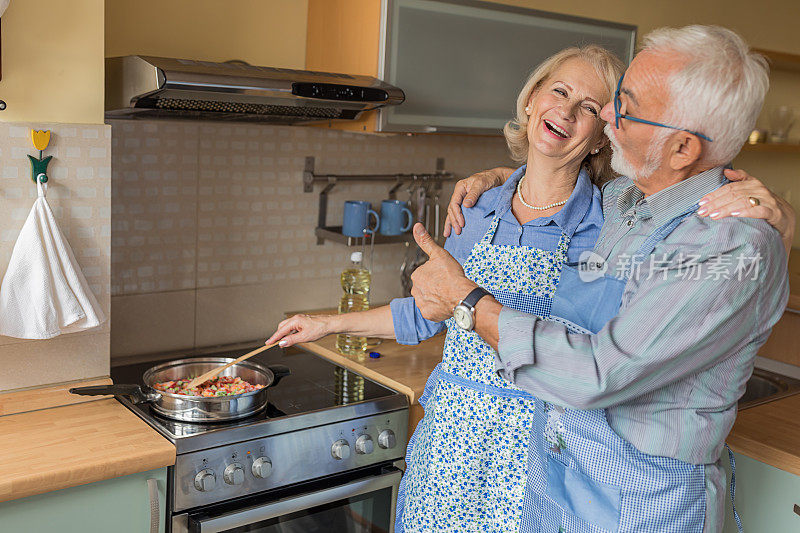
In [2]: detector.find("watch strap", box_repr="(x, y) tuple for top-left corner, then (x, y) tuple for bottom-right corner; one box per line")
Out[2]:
(461, 287), (491, 309)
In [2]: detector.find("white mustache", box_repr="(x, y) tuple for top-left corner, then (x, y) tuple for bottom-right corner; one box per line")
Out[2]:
(603, 124), (619, 147)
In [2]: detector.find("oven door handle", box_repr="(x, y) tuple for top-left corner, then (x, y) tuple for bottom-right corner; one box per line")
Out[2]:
(188, 469), (402, 533)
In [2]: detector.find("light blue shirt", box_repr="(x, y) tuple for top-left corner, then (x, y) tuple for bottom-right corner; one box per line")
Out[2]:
(390, 165), (604, 345)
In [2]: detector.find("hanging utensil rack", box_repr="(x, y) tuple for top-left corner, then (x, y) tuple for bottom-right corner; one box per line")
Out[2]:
(303, 156), (453, 245)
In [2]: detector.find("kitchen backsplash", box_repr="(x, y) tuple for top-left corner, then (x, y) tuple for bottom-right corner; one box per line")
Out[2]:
(110, 120), (511, 357)
(0, 123), (111, 390)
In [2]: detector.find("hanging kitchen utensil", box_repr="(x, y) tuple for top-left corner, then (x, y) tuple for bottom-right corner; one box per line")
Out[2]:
(434, 191), (441, 244)
(401, 184), (430, 295)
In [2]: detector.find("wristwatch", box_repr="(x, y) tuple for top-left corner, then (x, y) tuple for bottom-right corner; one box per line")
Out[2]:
(453, 287), (491, 331)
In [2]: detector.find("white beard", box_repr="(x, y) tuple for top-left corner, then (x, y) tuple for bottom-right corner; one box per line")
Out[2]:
(604, 124), (665, 182)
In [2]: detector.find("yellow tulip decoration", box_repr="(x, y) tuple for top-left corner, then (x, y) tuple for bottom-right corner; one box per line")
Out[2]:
(32, 130), (51, 151)
(28, 129), (53, 184)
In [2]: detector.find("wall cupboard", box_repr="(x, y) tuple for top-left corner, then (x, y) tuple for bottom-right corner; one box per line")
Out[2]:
(307, 0), (635, 135)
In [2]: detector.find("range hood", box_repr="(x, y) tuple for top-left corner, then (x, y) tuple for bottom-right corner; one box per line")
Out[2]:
(105, 56), (405, 123)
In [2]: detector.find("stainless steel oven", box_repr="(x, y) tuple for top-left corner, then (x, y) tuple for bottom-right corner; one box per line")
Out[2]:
(110, 345), (408, 533)
(175, 467), (401, 533)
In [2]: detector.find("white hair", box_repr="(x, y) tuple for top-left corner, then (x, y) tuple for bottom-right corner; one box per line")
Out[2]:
(640, 25), (769, 166)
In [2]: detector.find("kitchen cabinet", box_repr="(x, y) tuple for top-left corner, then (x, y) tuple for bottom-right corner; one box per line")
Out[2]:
(306, 0), (635, 135)
(722, 452), (800, 532)
(0, 467), (167, 533)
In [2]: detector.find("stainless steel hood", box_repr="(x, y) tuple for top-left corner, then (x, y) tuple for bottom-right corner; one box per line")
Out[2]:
(105, 56), (405, 123)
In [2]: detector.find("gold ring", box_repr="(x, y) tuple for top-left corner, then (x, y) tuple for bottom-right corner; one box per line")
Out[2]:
(748, 197), (760, 207)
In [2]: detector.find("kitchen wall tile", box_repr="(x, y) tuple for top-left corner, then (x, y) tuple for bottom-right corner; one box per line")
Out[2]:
(110, 121), (199, 296)
(109, 119), (512, 356)
(111, 290), (196, 358)
(194, 278), (338, 347)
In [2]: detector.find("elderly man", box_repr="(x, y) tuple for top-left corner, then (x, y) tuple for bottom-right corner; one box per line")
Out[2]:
(409, 26), (789, 532)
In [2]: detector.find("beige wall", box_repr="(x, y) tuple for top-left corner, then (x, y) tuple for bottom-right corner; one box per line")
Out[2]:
(0, 0), (105, 124)
(104, 0), (308, 68)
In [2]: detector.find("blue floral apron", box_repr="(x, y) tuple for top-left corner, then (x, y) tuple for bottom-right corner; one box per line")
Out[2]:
(395, 214), (574, 533)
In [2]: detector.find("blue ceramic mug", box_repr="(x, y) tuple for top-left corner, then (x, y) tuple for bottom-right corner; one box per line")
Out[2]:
(380, 199), (413, 235)
(342, 200), (380, 237)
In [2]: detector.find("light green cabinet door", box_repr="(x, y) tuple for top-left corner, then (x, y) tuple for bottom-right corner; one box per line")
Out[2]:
(0, 467), (167, 533)
(723, 452), (800, 532)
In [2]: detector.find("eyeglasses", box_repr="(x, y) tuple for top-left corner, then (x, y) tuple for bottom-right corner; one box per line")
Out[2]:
(613, 74), (713, 142)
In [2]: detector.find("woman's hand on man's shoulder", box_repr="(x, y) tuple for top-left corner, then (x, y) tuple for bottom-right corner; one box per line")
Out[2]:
(444, 167), (514, 237)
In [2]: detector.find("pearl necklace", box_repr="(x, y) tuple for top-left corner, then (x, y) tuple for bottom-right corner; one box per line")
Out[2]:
(516, 176), (569, 210)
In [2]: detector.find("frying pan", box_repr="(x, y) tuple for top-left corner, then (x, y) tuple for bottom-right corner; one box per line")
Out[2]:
(70, 357), (290, 423)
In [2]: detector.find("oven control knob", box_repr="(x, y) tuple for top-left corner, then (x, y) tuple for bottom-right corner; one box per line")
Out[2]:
(331, 439), (351, 460)
(378, 429), (397, 449)
(194, 469), (216, 492)
(252, 457), (273, 479)
(355, 434), (374, 455)
(223, 463), (245, 485)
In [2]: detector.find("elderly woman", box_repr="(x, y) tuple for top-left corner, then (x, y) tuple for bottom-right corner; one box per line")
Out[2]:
(268, 44), (790, 532)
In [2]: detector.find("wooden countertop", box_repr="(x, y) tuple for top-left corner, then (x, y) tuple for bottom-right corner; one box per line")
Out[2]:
(0, 378), (115, 416)
(728, 393), (800, 476)
(0, 383), (176, 503)
(298, 334), (443, 405)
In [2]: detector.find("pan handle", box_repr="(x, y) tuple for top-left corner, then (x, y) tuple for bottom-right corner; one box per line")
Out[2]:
(69, 384), (161, 404)
(267, 365), (291, 386)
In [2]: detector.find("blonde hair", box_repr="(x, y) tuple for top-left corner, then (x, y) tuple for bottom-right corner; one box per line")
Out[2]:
(503, 45), (625, 186)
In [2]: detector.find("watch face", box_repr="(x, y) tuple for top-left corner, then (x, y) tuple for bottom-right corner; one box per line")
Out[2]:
(453, 305), (473, 330)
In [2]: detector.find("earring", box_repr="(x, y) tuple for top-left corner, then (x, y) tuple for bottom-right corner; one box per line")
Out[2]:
(591, 148), (600, 154)
(525, 106), (531, 114)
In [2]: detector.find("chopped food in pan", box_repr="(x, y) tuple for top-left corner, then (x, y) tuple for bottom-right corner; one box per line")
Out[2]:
(153, 376), (264, 397)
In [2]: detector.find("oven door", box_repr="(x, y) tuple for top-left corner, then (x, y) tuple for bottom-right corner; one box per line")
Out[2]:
(184, 468), (401, 533)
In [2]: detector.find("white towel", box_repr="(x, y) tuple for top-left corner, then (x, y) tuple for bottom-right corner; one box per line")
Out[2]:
(0, 179), (105, 339)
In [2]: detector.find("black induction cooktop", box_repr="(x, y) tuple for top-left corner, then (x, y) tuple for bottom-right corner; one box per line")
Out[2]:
(110, 345), (406, 453)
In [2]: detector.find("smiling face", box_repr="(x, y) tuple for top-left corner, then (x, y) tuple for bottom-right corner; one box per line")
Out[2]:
(525, 57), (609, 166)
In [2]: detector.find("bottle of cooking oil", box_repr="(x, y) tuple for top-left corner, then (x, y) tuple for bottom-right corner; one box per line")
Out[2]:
(336, 251), (371, 356)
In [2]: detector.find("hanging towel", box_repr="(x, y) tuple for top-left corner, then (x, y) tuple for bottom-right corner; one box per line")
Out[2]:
(0, 179), (105, 339)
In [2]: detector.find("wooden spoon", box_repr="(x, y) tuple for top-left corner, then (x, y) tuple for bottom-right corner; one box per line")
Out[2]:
(183, 342), (280, 390)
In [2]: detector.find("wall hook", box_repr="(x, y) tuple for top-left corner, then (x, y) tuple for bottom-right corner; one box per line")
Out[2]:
(28, 129), (52, 184)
